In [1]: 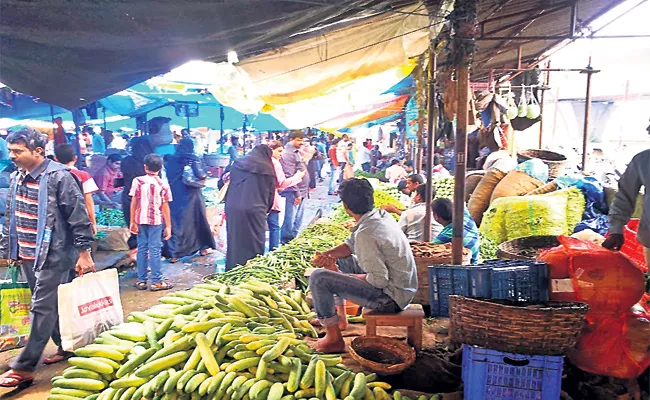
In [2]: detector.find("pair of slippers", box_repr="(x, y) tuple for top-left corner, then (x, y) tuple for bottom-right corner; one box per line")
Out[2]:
(0, 351), (72, 388)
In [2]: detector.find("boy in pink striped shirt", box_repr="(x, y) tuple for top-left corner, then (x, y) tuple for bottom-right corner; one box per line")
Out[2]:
(129, 154), (173, 291)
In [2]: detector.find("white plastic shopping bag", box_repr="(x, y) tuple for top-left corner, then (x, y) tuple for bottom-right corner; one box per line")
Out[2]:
(58, 269), (124, 351)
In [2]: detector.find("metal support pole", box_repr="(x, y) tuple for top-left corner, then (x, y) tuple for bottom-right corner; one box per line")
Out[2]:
(423, 49), (437, 242)
(103, 107), (107, 130)
(538, 61), (551, 148)
(453, 67), (469, 264)
(582, 69), (594, 173)
(220, 106), (225, 154)
(450, 0), (478, 265)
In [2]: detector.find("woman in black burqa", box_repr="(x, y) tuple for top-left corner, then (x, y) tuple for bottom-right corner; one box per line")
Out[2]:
(224, 145), (276, 270)
(121, 136), (155, 254)
(165, 138), (216, 262)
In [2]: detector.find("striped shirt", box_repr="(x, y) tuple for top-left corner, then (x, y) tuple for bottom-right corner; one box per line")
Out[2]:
(129, 174), (172, 226)
(432, 208), (481, 263)
(15, 160), (48, 260)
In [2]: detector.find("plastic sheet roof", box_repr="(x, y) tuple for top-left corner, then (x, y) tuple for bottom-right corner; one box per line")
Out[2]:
(0, 0), (427, 109)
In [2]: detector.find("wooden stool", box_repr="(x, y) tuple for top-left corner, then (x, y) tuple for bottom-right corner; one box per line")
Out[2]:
(362, 304), (424, 351)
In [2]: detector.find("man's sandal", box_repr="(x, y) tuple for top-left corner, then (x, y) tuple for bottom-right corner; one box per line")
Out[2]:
(135, 281), (147, 290)
(0, 371), (34, 388)
(150, 281), (174, 292)
(43, 350), (74, 365)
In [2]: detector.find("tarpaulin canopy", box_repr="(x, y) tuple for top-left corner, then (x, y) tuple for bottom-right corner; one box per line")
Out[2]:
(238, 1), (452, 108)
(0, 89), (68, 120)
(316, 94), (409, 130)
(98, 90), (170, 117)
(0, 0), (425, 109)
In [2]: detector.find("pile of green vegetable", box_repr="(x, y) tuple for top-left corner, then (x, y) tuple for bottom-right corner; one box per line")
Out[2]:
(96, 209), (127, 227)
(354, 170), (386, 181)
(208, 223), (350, 288)
(49, 280), (411, 400)
(478, 232), (498, 261)
(329, 189), (403, 224)
(480, 187), (585, 245)
(432, 177), (454, 200)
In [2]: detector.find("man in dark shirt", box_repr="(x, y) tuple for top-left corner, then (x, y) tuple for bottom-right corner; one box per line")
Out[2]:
(0, 129), (94, 387)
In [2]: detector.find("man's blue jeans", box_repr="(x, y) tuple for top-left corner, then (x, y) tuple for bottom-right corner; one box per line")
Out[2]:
(328, 163), (338, 193)
(309, 256), (399, 327)
(281, 191), (305, 243)
(267, 211), (281, 251)
(136, 224), (163, 284)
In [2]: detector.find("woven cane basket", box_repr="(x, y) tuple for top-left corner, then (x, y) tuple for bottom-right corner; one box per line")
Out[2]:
(349, 336), (416, 375)
(449, 296), (588, 355)
(497, 235), (560, 260)
(517, 149), (567, 180)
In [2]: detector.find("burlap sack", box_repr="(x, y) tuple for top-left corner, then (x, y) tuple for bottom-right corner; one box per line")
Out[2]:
(464, 173), (485, 203)
(467, 168), (506, 226)
(490, 170), (544, 203)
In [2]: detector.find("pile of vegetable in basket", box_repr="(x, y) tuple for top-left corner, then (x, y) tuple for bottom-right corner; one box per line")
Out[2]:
(96, 209), (127, 227)
(207, 222), (350, 288)
(49, 280), (407, 400)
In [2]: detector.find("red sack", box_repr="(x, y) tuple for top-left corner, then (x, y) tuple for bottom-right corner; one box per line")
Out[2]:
(567, 297), (650, 379)
(538, 236), (646, 316)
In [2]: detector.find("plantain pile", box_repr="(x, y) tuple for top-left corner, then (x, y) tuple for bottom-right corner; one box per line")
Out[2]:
(49, 280), (401, 400)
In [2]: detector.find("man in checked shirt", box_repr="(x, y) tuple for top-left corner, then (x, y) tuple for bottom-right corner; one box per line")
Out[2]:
(0, 128), (94, 387)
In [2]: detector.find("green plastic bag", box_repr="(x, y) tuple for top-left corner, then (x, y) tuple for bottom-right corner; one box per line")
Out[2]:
(0, 263), (31, 352)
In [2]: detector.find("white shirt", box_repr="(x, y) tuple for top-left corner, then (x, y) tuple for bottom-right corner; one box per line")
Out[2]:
(358, 146), (372, 164)
(336, 140), (350, 163)
(398, 203), (443, 241)
(385, 164), (408, 183)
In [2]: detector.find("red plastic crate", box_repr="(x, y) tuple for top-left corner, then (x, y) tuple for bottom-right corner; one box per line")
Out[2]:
(621, 219), (648, 273)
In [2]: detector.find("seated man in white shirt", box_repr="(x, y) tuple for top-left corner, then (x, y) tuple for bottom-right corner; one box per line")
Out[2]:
(397, 184), (442, 241)
(385, 159), (408, 183)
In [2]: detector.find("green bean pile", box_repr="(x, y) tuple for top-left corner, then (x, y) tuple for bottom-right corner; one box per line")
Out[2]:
(208, 223), (350, 289)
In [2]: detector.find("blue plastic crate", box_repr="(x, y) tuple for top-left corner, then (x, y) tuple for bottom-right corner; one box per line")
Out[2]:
(428, 266), (492, 317)
(428, 261), (549, 317)
(490, 263), (549, 302)
(462, 345), (563, 400)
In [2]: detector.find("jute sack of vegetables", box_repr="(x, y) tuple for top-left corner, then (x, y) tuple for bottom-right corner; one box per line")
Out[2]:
(489, 170), (544, 203)
(468, 168), (506, 226)
(464, 172), (485, 203)
(503, 195), (568, 241)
